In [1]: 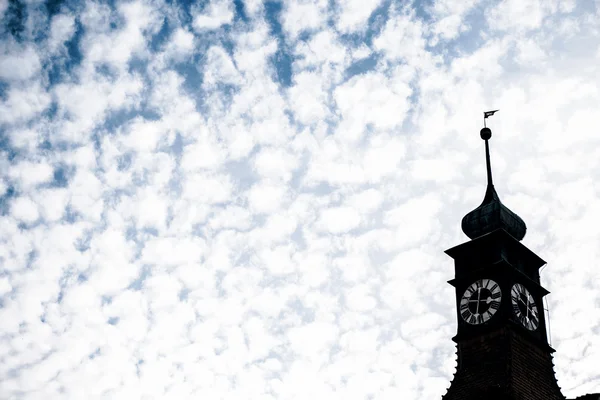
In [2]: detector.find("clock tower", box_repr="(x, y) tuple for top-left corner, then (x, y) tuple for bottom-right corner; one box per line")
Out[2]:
(442, 124), (565, 400)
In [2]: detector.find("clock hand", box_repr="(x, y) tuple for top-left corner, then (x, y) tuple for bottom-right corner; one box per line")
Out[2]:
(476, 288), (481, 314)
(518, 297), (528, 307)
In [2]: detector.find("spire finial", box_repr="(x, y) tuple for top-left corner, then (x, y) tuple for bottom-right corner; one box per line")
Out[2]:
(481, 110), (498, 187)
(461, 111), (527, 241)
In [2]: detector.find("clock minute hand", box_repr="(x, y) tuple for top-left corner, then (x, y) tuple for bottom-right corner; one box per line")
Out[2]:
(518, 297), (528, 307)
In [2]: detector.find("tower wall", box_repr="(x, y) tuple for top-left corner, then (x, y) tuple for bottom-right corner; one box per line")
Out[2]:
(443, 327), (564, 400)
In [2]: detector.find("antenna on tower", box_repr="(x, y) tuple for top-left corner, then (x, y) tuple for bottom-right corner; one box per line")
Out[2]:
(540, 263), (552, 346)
(544, 297), (552, 346)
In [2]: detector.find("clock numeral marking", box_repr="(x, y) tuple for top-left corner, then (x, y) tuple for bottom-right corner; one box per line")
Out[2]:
(510, 283), (539, 331)
(460, 279), (501, 325)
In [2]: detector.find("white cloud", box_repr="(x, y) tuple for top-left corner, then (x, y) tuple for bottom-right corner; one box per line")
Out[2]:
(204, 45), (243, 87)
(247, 181), (288, 213)
(34, 188), (69, 222)
(172, 28), (195, 52)
(54, 74), (144, 142)
(288, 71), (328, 125)
(346, 188), (383, 214)
(427, 0), (479, 41)
(288, 321), (338, 354)
(141, 236), (206, 267)
(48, 14), (77, 53)
(181, 137), (226, 171)
(243, 0), (264, 17)
(335, 0), (382, 33)
(182, 172), (233, 204)
(80, 0), (161, 72)
(0, 0), (8, 18)
(282, 0), (328, 40)
(9, 161), (54, 190)
(373, 11), (430, 68)
(0, 276), (11, 296)
(294, 29), (349, 71)
(253, 146), (299, 181)
(488, 0), (545, 32)
(192, 0), (234, 31)
(209, 205), (253, 231)
(10, 196), (40, 224)
(0, 82), (51, 125)
(317, 206), (361, 233)
(0, 46), (41, 81)
(334, 71), (412, 141)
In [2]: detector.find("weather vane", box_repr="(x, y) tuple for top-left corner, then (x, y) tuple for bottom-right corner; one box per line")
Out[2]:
(483, 109), (499, 128)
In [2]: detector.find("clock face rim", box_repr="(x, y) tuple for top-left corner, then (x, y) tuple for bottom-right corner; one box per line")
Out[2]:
(460, 278), (502, 325)
(511, 283), (539, 331)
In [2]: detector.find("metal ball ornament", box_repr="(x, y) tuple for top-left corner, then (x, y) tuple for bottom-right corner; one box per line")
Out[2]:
(480, 127), (492, 140)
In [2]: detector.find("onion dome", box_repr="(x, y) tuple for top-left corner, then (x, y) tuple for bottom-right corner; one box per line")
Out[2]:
(461, 127), (527, 241)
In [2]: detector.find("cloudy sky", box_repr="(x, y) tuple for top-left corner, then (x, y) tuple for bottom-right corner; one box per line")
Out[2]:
(1, 0), (600, 398)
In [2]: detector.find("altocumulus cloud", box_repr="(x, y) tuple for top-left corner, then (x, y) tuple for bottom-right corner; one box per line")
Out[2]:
(1, 0), (599, 399)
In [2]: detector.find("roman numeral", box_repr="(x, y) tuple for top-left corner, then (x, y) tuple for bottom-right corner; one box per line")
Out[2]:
(461, 310), (470, 320)
(490, 301), (500, 310)
(491, 291), (501, 299)
(530, 309), (538, 318)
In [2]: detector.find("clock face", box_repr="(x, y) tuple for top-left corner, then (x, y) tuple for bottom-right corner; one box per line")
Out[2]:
(511, 283), (539, 331)
(460, 279), (502, 325)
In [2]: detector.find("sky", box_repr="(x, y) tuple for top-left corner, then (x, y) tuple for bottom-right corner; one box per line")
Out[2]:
(0, 0), (599, 399)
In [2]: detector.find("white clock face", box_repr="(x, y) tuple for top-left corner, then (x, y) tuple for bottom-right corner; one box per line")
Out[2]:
(460, 279), (502, 325)
(511, 283), (539, 331)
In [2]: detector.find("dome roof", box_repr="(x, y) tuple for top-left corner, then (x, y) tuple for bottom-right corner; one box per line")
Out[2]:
(461, 184), (526, 241)
(461, 127), (527, 241)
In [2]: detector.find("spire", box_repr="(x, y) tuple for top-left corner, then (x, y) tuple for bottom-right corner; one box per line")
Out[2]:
(461, 122), (527, 241)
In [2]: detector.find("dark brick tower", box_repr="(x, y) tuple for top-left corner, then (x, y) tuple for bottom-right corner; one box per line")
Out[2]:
(442, 123), (565, 400)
